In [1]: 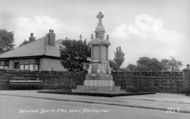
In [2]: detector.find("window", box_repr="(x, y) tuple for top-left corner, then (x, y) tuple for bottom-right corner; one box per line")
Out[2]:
(34, 64), (39, 70)
(0, 61), (9, 69)
(4, 66), (8, 69)
(20, 65), (24, 70)
(17, 59), (39, 71)
(19, 64), (39, 71)
(0, 66), (3, 69)
(29, 64), (34, 71)
(25, 65), (29, 70)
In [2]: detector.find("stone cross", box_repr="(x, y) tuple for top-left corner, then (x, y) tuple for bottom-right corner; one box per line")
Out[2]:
(97, 12), (104, 24)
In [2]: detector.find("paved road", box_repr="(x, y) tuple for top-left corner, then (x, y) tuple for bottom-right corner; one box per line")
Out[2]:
(1, 91), (190, 113)
(0, 94), (190, 119)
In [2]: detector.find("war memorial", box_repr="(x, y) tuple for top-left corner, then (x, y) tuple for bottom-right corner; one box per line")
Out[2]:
(72, 12), (126, 95)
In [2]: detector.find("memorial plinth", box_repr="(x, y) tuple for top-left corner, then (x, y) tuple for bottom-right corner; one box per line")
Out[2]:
(72, 12), (126, 94)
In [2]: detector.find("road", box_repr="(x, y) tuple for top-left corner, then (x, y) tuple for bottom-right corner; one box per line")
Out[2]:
(0, 94), (189, 119)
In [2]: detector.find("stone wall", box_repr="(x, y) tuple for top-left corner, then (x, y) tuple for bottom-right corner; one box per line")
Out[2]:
(40, 71), (85, 92)
(0, 70), (186, 93)
(112, 72), (184, 93)
(0, 69), (39, 89)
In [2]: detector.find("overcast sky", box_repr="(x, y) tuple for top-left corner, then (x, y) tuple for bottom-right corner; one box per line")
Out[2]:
(0, 0), (189, 67)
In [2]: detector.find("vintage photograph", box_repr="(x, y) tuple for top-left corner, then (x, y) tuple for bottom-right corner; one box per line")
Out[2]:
(0, 0), (190, 119)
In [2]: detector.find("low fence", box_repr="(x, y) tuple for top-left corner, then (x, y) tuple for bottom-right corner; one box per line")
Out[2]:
(0, 69), (186, 93)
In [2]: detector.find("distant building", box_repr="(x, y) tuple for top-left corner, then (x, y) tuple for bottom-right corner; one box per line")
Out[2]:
(0, 30), (66, 71)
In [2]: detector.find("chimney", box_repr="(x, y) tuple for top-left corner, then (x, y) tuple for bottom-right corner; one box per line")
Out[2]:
(47, 29), (55, 46)
(29, 33), (35, 42)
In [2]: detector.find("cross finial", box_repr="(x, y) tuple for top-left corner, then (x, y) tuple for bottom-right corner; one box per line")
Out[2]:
(97, 12), (104, 24)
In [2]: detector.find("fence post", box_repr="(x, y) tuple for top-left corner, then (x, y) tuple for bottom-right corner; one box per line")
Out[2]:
(183, 64), (190, 93)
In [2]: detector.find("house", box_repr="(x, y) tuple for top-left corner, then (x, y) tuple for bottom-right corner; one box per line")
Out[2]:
(0, 29), (66, 71)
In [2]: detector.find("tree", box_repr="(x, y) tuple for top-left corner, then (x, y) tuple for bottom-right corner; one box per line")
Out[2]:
(113, 46), (125, 69)
(60, 38), (91, 72)
(136, 57), (163, 72)
(126, 64), (137, 72)
(126, 57), (183, 72)
(109, 60), (119, 71)
(0, 29), (14, 54)
(161, 57), (182, 71)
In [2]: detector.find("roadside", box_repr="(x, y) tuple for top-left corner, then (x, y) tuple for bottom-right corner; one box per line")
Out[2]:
(0, 90), (190, 114)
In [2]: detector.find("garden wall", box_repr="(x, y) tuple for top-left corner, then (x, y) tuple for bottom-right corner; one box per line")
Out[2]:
(0, 69), (39, 89)
(112, 72), (184, 93)
(40, 71), (85, 92)
(0, 69), (185, 93)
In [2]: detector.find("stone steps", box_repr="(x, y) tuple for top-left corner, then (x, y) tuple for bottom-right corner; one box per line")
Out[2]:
(84, 80), (115, 87)
(72, 85), (126, 94)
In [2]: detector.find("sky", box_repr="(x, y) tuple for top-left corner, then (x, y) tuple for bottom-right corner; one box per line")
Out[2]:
(0, 0), (190, 68)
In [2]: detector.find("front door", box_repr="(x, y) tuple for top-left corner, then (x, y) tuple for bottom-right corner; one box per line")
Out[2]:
(14, 62), (19, 69)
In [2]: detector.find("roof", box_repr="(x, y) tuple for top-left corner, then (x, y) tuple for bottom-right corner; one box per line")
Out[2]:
(0, 36), (65, 59)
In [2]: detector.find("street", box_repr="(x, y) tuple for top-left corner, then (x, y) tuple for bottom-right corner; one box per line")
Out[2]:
(0, 91), (190, 119)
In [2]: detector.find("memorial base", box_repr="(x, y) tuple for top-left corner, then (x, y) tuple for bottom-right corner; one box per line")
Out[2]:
(72, 62), (126, 94)
(72, 85), (126, 94)
(72, 77), (126, 94)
